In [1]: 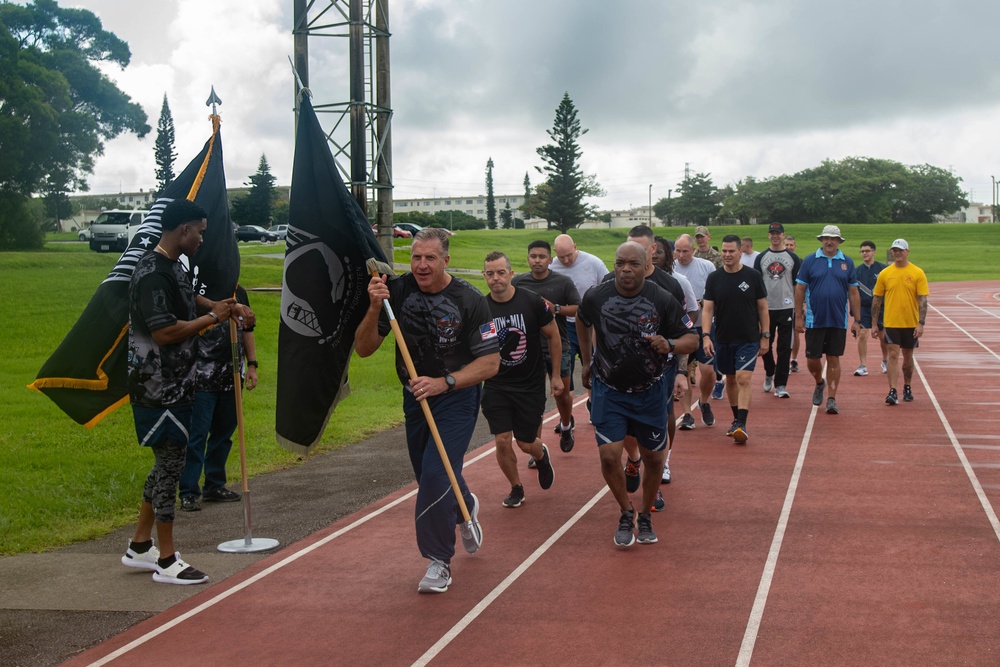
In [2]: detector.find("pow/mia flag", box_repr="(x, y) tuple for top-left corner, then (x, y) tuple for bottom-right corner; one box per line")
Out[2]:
(29, 120), (239, 426)
(275, 95), (387, 455)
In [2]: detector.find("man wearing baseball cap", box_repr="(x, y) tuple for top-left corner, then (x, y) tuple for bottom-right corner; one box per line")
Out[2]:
(753, 223), (801, 398)
(794, 225), (861, 415)
(870, 239), (929, 405)
(693, 226), (722, 269)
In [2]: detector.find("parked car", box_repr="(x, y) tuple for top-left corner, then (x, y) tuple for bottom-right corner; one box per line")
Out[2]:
(235, 225), (278, 242)
(395, 222), (454, 236)
(269, 224), (288, 240)
(77, 226), (92, 242)
(89, 209), (150, 252)
(370, 224), (413, 239)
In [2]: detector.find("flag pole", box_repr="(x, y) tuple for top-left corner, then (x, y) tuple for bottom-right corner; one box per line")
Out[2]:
(218, 316), (279, 553)
(367, 262), (482, 550)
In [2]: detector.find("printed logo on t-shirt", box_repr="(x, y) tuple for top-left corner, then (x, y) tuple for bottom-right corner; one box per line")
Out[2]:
(479, 321), (498, 341)
(738, 281), (750, 292)
(766, 260), (787, 281)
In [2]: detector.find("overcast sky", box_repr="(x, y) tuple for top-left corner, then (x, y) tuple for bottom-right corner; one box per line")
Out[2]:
(65, 0), (1000, 209)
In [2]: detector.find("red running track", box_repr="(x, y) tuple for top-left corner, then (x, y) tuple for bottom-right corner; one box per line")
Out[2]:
(67, 281), (1000, 667)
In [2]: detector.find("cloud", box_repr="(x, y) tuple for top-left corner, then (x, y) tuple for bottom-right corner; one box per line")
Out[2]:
(67, 0), (1000, 209)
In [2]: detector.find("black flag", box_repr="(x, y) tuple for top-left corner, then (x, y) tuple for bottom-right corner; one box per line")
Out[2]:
(29, 118), (240, 426)
(276, 96), (387, 455)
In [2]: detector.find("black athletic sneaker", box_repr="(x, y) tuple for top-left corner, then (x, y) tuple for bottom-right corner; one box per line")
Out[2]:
(700, 402), (715, 427)
(503, 485), (525, 508)
(636, 512), (658, 544)
(615, 507), (636, 547)
(652, 488), (665, 512)
(202, 487), (241, 503)
(679, 413), (696, 430)
(559, 426), (575, 453)
(726, 420), (739, 437)
(536, 445), (555, 490)
(624, 457), (641, 493)
(732, 423), (748, 444)
(886, 388), (899, 406)
(903, 385), (914, 402)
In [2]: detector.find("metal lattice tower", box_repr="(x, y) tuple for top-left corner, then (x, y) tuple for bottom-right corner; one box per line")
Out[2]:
(293, 0), (393, 258)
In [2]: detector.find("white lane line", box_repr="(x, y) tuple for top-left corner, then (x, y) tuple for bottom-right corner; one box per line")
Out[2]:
(929, 304), (1000, 363)
(914, 357), (1000, 543)
(736, 396), (820, 667)
(411, 486), (611, 667)
(88, 395), (592, 666)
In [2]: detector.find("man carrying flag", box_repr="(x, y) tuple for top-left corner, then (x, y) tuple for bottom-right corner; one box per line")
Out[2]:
(121, 200), (237, 585)
(355, 228), (500, 593)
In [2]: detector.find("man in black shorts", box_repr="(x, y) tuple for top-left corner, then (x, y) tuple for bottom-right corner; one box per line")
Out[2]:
(578, 242), (697, 547)
(122, 199), (239, 585)
(481, 251), (561, 508)
(703, 235), (769, 444)
(356, 228), (500, 594)
(512, 240), (580, 452)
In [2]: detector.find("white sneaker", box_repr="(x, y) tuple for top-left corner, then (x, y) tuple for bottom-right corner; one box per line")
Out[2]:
(661, 461), (671, 484)
(763, 376), (774, 392)
(151, 553), (208, 585)
(459, 493), (482, 554)
(774, 386), (790, 398)
(418, 558), (452, 594)
(121, 540), (160, 571)
(854, 365), (868, 376)
(881, 360), (888, 374)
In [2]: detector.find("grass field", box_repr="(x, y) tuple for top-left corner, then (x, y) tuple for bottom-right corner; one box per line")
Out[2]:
(1, 223), (996, 555)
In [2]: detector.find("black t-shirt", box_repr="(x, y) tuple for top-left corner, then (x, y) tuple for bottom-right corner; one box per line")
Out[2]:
(602, 266), (685, 311)
(511, 271), (580, 345)
(703, 267), (768, 343)
(378, 274), (499, 385)
(195, 286), (252, 392)
(485, 287), (553, 391)
(578, 280), (693, 393)
(128, 251), (199, 407)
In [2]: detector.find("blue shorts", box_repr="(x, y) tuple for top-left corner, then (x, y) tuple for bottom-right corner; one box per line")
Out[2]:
(591, 375), (669, 452)
(691, 327), (715, 364)
(715, 341), (759, 375)
(859, 305), (883, 330)
(132, 404), (193, 448)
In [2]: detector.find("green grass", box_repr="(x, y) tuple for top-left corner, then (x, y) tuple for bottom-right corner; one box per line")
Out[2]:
(1, 223), (996, 555)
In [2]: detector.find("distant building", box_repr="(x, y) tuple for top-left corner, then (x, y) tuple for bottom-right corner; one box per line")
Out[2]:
(393, 194), (525, 220)
(936, 202), (994, 223)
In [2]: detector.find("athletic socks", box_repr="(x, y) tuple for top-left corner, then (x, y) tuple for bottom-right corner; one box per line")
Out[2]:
(157, 553), (178, 569)
(130, 539), (153, 554)
(560, 422), (572, 431)
(731, 405), (739, 419)
(737, 409), (749, 425)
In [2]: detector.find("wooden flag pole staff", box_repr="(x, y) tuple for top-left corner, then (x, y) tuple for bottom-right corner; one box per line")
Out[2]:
(368, 264), (481, 547)
(218, 315), (279, 553)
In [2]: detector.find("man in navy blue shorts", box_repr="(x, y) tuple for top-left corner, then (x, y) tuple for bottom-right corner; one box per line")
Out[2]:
(578, 242), (697, 548)
(356, 228), (500, 594)
(703, 235), (769, 444)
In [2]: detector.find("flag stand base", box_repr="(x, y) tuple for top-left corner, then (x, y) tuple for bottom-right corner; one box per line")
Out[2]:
(218, 537), (279, 553)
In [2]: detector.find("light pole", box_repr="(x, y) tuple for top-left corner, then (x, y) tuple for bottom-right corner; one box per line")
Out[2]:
(648, 184), (653, 226)
(993, 175), (997, 223)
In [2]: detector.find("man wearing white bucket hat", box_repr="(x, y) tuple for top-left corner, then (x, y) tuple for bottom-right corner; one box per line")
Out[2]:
(870, 239), (929, 406)
(794, 225), (861, 415)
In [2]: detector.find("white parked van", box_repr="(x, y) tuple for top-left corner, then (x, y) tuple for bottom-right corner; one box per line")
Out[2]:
(88, 209), (149, 253)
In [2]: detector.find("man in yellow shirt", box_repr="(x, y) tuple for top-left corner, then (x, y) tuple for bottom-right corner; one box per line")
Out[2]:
(870, 239), (929, 405)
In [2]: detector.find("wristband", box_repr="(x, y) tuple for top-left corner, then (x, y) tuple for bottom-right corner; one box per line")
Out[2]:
(246, 360), (258, 368)
(208, 311), (220, 324)
(918, 320), (925, 325)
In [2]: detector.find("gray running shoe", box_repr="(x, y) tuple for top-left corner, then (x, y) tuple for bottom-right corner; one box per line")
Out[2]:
(661, 460), (671, 484)
(763, 376), (774, 392)
(812, 380), (826, 406)
(615, 507), (636, 547)
(678, 413), (696, 430)
(418, 558), (451, 594)
(774, 385), (790, 398)
(536, 445), (554, 490)
(826, 397), (839, 415)
(636, 512), (658, 544)
(732, 424), (748, 444)
(881, 360), (888, 374)
(459, 493), (482, 554)
(526, 456), (537, 469)
(790, 359), (799, 373)
(503, 485), (524, 508)
(854, 365), (868, 376)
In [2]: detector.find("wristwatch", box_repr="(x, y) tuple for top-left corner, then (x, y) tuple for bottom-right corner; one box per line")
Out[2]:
(247, 360), (258, 368)
(445, 374), (456, 391)
(666, 338), (676, 353)
(554, 304), (561, 314)
(760, 332), (771, 339)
